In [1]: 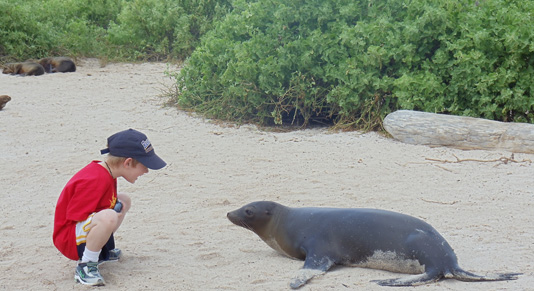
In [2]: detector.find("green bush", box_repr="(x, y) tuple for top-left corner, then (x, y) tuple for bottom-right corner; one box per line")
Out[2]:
(106, 0), (231, 61)
(393, 0), (534, 123)
(173, 0), (534, 129)
(0, 0), (229, 61)
(0, 1), (48, 59)
(0, 0), (117, 60)
(3, 0), (534, 130)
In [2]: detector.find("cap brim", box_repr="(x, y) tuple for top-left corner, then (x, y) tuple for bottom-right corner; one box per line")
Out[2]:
(136, 154), (167, 170)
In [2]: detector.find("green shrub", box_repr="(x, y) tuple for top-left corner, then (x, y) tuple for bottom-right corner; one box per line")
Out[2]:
(173, 0), (534, 129)
(3, 0), (534, 129)
(0, 0), (227, 61)
(393, 0), (534, 123)
(106, 0), (231, 61)
(0, 0), (117, 60)
(0, 1), (48, 60)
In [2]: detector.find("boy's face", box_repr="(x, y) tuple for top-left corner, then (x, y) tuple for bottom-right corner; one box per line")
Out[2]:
(123, 158), (149, 184)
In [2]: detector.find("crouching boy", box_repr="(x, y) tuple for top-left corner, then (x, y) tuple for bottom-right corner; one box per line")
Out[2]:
(53, 129), (166, 286)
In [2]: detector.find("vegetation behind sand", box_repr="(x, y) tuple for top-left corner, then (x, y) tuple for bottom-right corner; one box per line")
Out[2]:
(2, 0), (533, 129)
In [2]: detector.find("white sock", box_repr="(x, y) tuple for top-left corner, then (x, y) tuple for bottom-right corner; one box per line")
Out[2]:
(81, 248), (101, 263)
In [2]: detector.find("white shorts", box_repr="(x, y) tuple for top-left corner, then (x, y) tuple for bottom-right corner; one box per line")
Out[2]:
(75, 213), (95, 246)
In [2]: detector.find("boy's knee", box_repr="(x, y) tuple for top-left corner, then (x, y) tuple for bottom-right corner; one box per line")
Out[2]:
(94, 209), (119, 229)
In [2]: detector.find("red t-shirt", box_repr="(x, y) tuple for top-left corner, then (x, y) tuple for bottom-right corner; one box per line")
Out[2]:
(53, 161), (117, 260)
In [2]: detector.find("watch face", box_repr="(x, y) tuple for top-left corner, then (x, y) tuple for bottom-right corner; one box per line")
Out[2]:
(114, 201), (123, 213)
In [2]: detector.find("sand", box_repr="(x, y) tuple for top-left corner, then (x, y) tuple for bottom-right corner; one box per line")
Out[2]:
(1, 59), (532, 290)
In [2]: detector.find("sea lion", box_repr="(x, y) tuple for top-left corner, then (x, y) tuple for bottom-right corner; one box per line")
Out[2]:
(227, 201), (521, 289)
(38, 57), (76, 73)
(2, 62), (45, 76)
(0, 95), (11, 110)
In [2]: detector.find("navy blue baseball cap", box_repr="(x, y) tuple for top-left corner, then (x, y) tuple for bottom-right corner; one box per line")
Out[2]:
(100, 129), (166, 170)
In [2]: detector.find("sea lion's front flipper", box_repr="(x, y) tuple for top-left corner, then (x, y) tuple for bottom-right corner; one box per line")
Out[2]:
(289, 255), (334, 289)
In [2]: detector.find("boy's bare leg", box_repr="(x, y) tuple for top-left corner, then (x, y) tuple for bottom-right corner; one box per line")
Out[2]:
(85, 209), (119, 252)
(75, 208), (121, 286)
(85, 193), (131, 250)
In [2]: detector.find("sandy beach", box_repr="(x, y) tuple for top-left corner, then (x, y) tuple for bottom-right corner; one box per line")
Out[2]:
(1, 59), (533, 290)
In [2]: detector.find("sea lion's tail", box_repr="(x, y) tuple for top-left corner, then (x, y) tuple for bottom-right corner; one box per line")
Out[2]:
(450, 267), (521, 282)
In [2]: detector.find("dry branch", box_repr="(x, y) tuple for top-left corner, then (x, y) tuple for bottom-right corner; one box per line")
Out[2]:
(425, 154), (531, 165)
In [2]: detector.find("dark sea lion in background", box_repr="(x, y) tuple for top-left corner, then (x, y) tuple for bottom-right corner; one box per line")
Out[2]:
(227, 201), (521, 289)
(38, 57), (76, 73)
(0, 95), (11, 110)
(2, 62), (45, 76)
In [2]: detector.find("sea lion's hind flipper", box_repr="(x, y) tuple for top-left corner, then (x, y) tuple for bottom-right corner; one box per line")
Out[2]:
(371, 271), (442, 287)
(289, 256), (334, 289)
(451, 268), (522, 282)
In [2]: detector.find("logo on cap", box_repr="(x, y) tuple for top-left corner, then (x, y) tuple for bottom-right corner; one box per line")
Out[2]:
(141, 139), (153, 153)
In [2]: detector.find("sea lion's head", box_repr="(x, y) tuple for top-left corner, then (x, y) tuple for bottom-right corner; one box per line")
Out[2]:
(227, 201), (306, 259)
(2, 63), (19, 74)
(0, 95), (11, 110)
(227, 201), (281, 236)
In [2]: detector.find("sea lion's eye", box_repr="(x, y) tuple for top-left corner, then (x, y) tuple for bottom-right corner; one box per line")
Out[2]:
(245, 209), (253, 216)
